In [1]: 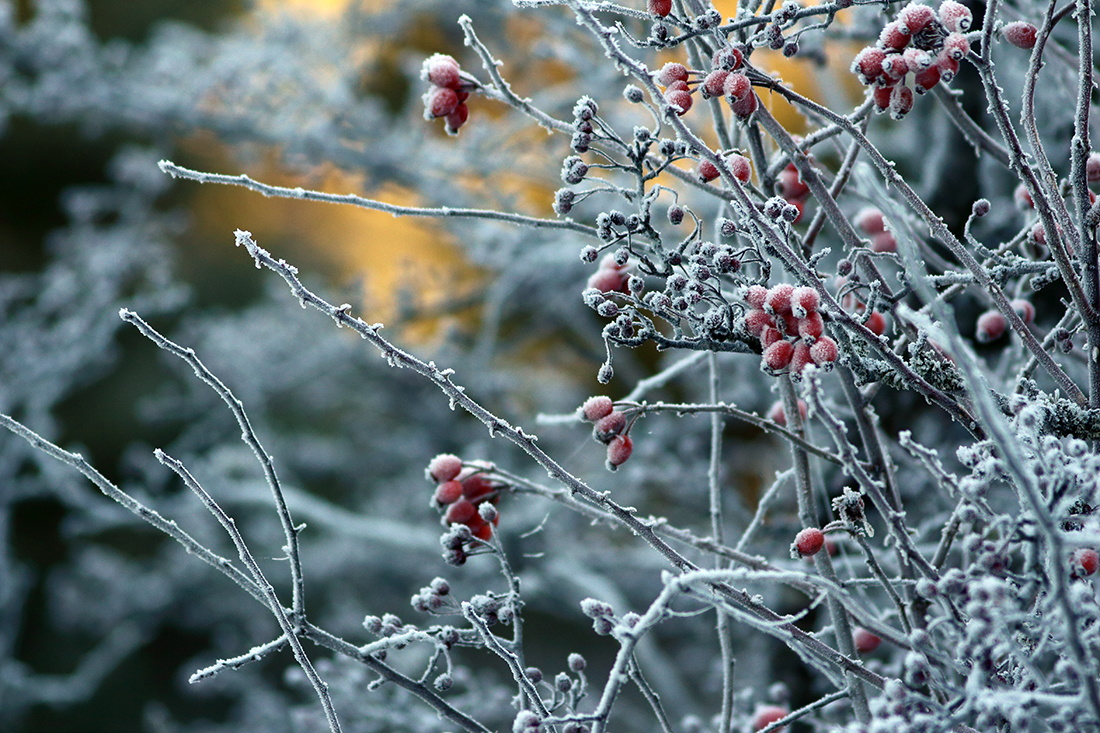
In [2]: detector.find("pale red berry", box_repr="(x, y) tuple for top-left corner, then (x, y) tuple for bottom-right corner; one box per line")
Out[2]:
(422, 54), (461, 90)
(424, 86), (460, 119)
(1030, 223), (1048, 245)
(752, 705), (789, 731)
(428, 454), (464, 483)
(790, 340), (813, 375)
(434, 480), (464, 505)
(728, 153), (753, 183)
(767, 398), (807, 427)
(976, 310), (1008, 343)
(697, 159), (720, 183)
(939, 0), (972, 33)
(765, 283), (796, 315)
(913, 64), (941, 94)
(588, 269), (627, 293)
(943, 33), (970, 60)
(1003, 21), (1038, 49)
(879, 21), (911, 51)
(701, 69), (729, 99)
(899, 3), (936, 34)
(889, 84), (914, 119)
(798, 311), (825, 341)
(745, 309), (776, 337)
(781, 311), (801, 337)
(665, 88), (693, 115)
(809, 336), (839, 366)
(763, 340), (795, 371)
(444, 103), (469, 135)
(870, 231), (897, 253)
(745, 284), (769, 309)
(853, 627), (882, 653)
(1010, 299), (1035, 325)
(444, 499), (477, 525)
(648, 0), (672, 16)
(851, 46), (887, 83)
(606, 434), (634, 468)
(731, 91), (757, 119)
(594, 410), (627, 443)
(794, 527), (825, 556)
(1014, 183), (1034, 209)
(657, 62), (689, 86)
(1073, 548), (1100, 576)
(582, 395), (615, 422)
(1087, 152), (1100, 182)
(777, 166), (810, 201)
(865, 311), (886, 336)
(854, 207), (886, 234)
(790, 286), (820, 318)
(937, 53), (960, 82)
(723, 72), (751, 101)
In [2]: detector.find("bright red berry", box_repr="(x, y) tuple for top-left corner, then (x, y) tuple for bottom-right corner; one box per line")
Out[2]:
(865, 311), (887, 336)
(797, 311), (825, 341)
(1002, 21), (1038, 49)
(790, 340), (813, 375)
(728, 153), (753, 183)
(582, 396), (615, 422)
(763, 340), (795, 372)
(976, 310), (1008, 343)
(794, 527), (826, 556)
(424, 86), (460, 119)
(936, 53), (960, 82)
(444, 499), (477, 525)
(665, 88), (693, 115)
(657, 62), (689, 86)
(899, 3), (936, 34)
(879, 21), (911, 51)
(790, 286), (820, 318)
(913, 64), (941, 94)
(809, 336), (839, 367)
(776, 166), (810, 201)
(943, 32), (970, 60)
(1073, 548), (1100, 576)
(851, 47), (887, 84)
(606, 434), (633, 468)
(701, 69), (729, 99)
(428, 454), (464, 483)
(872, 83), (894, 112)
(697, 159), (720, 183)
(723, 72), (751, 102)
(752, 705), (789, 731)
(422, 54), (462, 90)
(745, 309), (776, 337)
(765, 284), (795, 315)
(648, 0), (672, 16)
(731, 91), (757, 119)
(853, 627), (882, 653)
(461, 474), (495, 502)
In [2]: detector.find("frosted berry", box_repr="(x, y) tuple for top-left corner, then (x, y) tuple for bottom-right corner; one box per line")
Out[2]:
(582, 395), (615, 422)
(745, 309), (776, 337)
(976, 310), (1008, 343)
(697, 159), (720, 183)
(434, 480), (464, 506)
(939, 0), (972, 32)
(713, 45), (745, 71)
(937, 54), (960, 82)
(865, 311), (886, 336)
(424, 86), (460, 119)
(767, 399), (807, 427)
(587, 268), (627, 293)
(790, 341), (813, 375)
(657, 62), (689, 86)
(853, 627), (882, 653)
(851, 47), (887, 84)
(777, 166), (810, 201)
(899, 3), (936, 34)
(872, 83), (894, 112)
(942, 33), (970, 60)
(913, 64), (941, 94)
(745, 284), (769, 309)
(422, 54), (462, 90)
(870, 232), (897, 253)
(665, 88), (693, 115)
(444, 499), (478, 525)
(593, 410), (627, 443)
(728, 153), (753, 183)
(797, 311), (825, 340)
(1014, 183), (1034, 209)
(723, 73), (752, 102)
(648, 0), (672, 16)
(762, 340), (796, 372)
(1003, 21), (1038, 49)
(701, 69), (729, 99)
(879, 21), (911, 52)
(1087, 152), (1100, 182)
(461, 474), (495, 502)
(444, 103), (469, 135)
(889, 84), (914, 119)
(606, 434), (634, 468)
(1010, 299), (1035, 325)
(790, 286), (820, 318)
(765, 284), (796, 315)
(1073, 548), (1100, 576)
(809, 335), (839, 366)
(752, 705), (789, 731)
(428, 454), (464, 483)
(731, 91), (757, 119)
(794, 527), (826, 556)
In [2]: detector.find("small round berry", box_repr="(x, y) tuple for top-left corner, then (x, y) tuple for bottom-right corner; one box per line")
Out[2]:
(976, 310), (1008, 343)
(854, 207), (885, 234)
(939, 0), (972, 33)
(870, 231), (897, 253)
(752, 705), (789, 731)
(782, 201), (803, 223)
(462, 474), (494, 502)
(972, 198), (991, 218)
(744, 309), (776, 337)
(554, 189), (575, 215)
(853, 627), (882, 653)
(701, 69), (729, 99)
(762, 340), (796, 372)
(606, 434), (634, 469)
(937, 53), (961, 82)
(765, 283), (796, 315)
(764, 197), (786, 219)
(767, 398), (807, 427)
(713, 45), (745, 71)
(889, 84), (914, 119)
(776, 165), (810, 201)
(648, 0), (672, 17)
(593, 410), (627, 443)
(624, 84), (644, 103)
(665, 88), (693, 115)
(424, 86), (460, 119)
(444, 499), (478, 525)
(588, 268), (627, 293)
(444, 103), (469, 135)
(794, 527), (826, 556)
(790, 341), (813, 375)
(697, 159), (720, 183)
(851, 47), (886, 84)
(797, 311), (824, 341)
(1002, 21), (1038, 49)
(913, 64), (941, 94)
(428, 454), (464, 483)
(871, 83), (894, 112)
(809, 335), (839, 366)
(422, 54), (462, 90)
(723, 72), (752, 101)
(731, 91), (758, 119)
(745, 284), (769, 309)
(879, 21), (911, 51)
(1087, 152), (1100, 182)
(434, 480), (464, 506)
(1073, 548), (1100, 576)
(581, 395), (615, 422)
(899, 3), (936, 34)
(657, 62), (689, 87)
(943, 32), (970, 60)
(865, 311), (886, 336)
(1010, 298), (1035, 325)
(728, 153), (753, 183)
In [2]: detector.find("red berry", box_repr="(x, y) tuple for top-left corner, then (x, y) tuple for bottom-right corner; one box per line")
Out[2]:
(701, 69), (729, 99)
(606, 434), (633, 468)
(1010, 299), (1035, 325)
(1014, 183), (1034, 209)
(913, 64), (941, 94)
(752, 705), (789, 731)
(851, 47), (887, 84)
(853, 627), (882, 653)
(1073, 548), (1100, 576)
(937, 53), (960, 82)
(1003, 21), (1038, 49)
(762, 340), (795, 372)
(582, 396), (615, 422)
(765, 284), (795, 315)
(790, 340), (813, 375)
(444, 499), (477, 525)
(723, 72), (752, 102)
(767, 399), (807, 427)
(665, 88), (693, 115)
(879, 21), (911, 51)
(745, 284), (769, 309)
(777, 166), (810, 201)
(648, 0), (672, 16)
(761, 326), (784, 348)
(422, 54), (461, 90)
(872, 83), (894, 112)
(1031, 223), (1048, 245)
(745, 309), (776, 337)
(428, 453), (464, 483)
(470, 520), (494, 541)
(854, 207), (886, 234)
(794, 527), (826, 556)
(424, 86), (460, 119)
(889, 84), (914, 119)
(587, 268), (627, 293)
(899, 3), (936, 34)
(865, 311), (887, 336)
(657, 62), (689, 86)
(881, 53), (910, 82)
(976, 310), (1008, 343)
(731, 91), (757, 119)
(798, 311), (825, 341)
(594, 410), (627, 443)
(713, 45), (744, 71)
(1087, 152), (1100, 182)
(870, 232), (897, 253)
(444, 102), (469, 135)
(943, 33), (970, 60)
(939, 0), (972, 33)
(790, 286), (820, 318)
(462, 474), (495, 502)
(809, 336), (839, 367)
(728, 153), (753, 183)
(434, 480), (464, 505)
(697, 159), (720, 183)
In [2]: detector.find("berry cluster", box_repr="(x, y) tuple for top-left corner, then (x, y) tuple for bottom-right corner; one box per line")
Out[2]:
(580, 396), (634, 470)
(974, 299), (1034, 343)
(743, 284), (839, 376)
(654, 43), (758, 120)
(850, 1), (973, 119)
(427, 453), (501, 557)
(421, 54), (472, 135)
